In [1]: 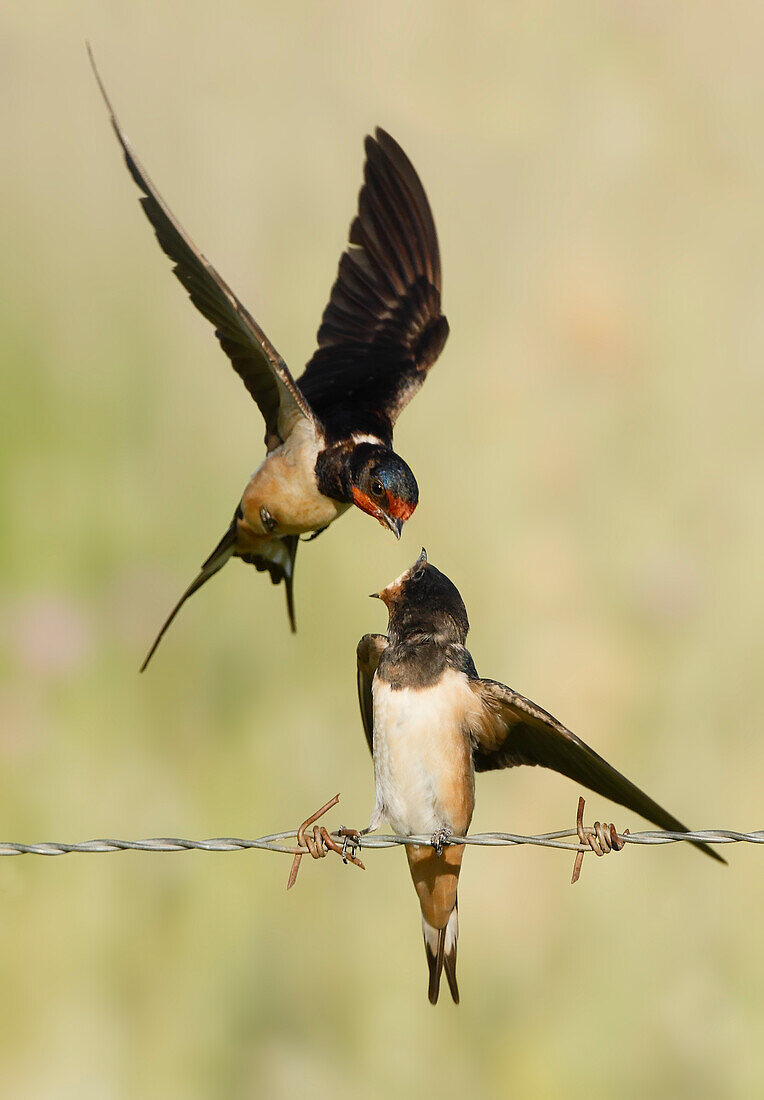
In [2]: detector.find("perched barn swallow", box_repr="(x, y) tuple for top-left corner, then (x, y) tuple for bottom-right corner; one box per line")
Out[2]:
(89, 51), (449, 670)
(357, 551), (723, 1005)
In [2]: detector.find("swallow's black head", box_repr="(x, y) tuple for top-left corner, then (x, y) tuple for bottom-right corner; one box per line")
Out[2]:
(349, 443), (419, 539)
(372, 549), (469, 644)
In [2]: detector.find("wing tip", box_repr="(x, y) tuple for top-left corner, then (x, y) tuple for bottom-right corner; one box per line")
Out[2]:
(371, 126), (408, 166)
(702, 843), (727, 865)
(86, 42), (117, 122)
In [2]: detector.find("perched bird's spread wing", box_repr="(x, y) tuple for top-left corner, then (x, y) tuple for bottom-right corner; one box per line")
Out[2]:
(298, 129), (449, 443)
(470, 678), (724, 863)
(356, 633), (388, 755)
(89, 48), (313, 450)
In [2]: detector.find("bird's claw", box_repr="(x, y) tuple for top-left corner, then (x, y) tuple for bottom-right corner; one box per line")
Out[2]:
(260, 506), (277, 533)
(431, 826), (453, 857)
(337, 826), (362, 864)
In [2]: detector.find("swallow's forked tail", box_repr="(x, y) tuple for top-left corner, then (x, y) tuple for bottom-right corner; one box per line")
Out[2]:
(239, 532), (299, 634)
(423, 903), (459, 1005)
(406, 843), (464, 1005)
(141, 514), (300, 670)
(140, 516), (239, 672)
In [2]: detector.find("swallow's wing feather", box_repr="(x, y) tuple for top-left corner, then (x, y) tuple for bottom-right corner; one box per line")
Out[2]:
(470, 678), (724, 863)
(89, 49), (313, 449)
(298, 129), (448, 443)
(356, 633), (388, 755)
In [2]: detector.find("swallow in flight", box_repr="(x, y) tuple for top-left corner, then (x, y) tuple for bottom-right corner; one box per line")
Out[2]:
(89, 50), (449, 669)
(356, 551), (723, 1005)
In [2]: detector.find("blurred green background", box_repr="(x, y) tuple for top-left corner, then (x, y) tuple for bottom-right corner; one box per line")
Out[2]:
(1, 3), (762, 1097)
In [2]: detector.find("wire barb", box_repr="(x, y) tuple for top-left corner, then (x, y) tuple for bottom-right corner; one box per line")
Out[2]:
(286, 795), (365, 890)
(570, 796), (629, 884)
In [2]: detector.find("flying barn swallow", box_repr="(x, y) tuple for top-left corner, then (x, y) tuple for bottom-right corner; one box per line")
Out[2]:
(356, 551), (723, 1005)
(89, 50), (449, 670)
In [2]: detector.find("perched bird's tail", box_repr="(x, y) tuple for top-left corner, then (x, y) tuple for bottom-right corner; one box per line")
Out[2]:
(423, 902), (460, 1005)
(406, 844), (464, 1005)
(140, 516), (238, 672)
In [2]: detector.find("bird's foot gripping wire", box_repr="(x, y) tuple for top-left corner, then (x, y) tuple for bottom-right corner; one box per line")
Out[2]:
(570, 796), (629, 884)
(336, 826), (363, 863)
(431, 826), (453, 857)
(286, 795), (365, 890)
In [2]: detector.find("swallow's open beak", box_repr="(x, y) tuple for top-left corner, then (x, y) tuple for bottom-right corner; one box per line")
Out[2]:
(369, 592), (381, 599)
(382, 514), (403, 539)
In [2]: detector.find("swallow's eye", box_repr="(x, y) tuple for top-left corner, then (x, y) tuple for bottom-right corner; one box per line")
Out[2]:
(370, 478), (384, 498)
(411, 568), (424, 583)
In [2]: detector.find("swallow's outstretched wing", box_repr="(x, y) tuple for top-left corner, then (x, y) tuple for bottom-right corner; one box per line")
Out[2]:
(356, 633), (388, 754)
(298, 129), (449, 444)
(469, 678), (725, 864)
(88, 47), (313, 450)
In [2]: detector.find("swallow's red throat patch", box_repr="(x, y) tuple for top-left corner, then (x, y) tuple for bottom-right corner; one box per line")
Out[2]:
(351, 487), (382, 521)
(385, 493), (416, 522)
(352, 487), (416, 528)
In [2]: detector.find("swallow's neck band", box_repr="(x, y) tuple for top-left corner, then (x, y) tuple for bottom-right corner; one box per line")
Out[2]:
(314, 442), (356, 503)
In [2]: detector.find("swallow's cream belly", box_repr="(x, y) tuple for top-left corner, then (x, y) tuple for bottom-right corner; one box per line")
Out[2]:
(371, 670), (476, 837)
(238, 419), (350, 537)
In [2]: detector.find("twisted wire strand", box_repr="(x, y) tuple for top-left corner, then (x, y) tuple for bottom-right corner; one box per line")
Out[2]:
(0, 827), (760, 858)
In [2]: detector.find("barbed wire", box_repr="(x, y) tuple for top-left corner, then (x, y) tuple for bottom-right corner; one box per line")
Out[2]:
(0, 795), (759, 888)
(3, 827), (761, 858)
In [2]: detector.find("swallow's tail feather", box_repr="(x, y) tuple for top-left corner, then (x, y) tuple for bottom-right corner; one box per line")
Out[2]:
(407, 842), (463, 1005)
(240, 533), (299, 633)
(140, 516), (238, 672)
(423, 917), (445, 1005)
(442, 902), (459, 1003)
(422, 904), (459, 1005)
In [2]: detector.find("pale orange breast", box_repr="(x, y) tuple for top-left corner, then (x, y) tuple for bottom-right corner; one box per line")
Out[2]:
(239, 419), (349, 536)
